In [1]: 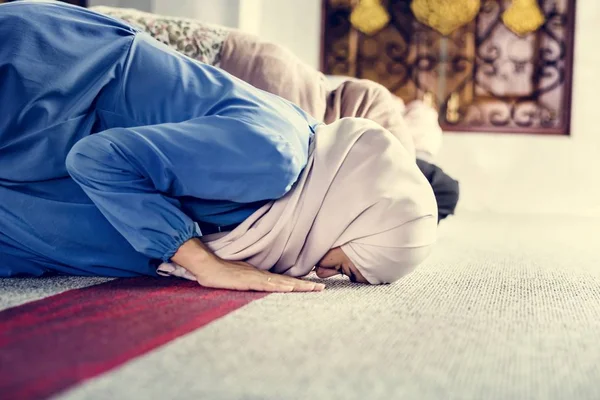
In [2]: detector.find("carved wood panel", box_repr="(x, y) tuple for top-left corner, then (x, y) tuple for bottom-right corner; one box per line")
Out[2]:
(321, 0), (576, 135)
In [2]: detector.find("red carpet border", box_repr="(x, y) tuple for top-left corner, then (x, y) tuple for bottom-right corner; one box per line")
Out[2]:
(0, 277), (267, 399)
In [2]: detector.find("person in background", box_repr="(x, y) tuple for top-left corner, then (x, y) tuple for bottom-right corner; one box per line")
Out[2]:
(91, 5), (460, 223)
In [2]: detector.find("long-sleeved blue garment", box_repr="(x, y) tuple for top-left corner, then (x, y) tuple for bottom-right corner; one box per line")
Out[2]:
(0, 1), (318, 277)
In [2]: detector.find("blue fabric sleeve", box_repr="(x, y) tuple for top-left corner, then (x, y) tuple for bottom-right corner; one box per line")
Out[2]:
(65, 115), (306, 261)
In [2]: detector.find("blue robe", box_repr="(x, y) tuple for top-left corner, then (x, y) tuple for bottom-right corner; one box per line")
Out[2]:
(0, 1), (317, 277)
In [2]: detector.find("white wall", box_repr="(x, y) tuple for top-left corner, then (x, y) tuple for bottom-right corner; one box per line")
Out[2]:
(254, 0), (322, 68)
(89, 0), (241, 27)
(436, 0), (600, 216)
(88, 0), (152, 12)
(153, 0), (240, 28)
(89, 0), (322, 64)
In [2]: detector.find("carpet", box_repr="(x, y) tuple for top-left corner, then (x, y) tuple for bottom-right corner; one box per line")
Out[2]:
(1, 212), (600, 399)
(0, 278), (266, 399)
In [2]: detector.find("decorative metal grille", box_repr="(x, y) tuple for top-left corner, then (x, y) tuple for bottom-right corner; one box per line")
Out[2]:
(321, 0), (576, 134)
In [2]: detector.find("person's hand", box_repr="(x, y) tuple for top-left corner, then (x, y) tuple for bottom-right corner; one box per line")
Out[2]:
(171, 238), (325, 293)
(194, 258), (325, 293)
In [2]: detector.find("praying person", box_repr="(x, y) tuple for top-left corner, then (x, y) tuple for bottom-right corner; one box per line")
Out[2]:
(0, 1), (437, 291)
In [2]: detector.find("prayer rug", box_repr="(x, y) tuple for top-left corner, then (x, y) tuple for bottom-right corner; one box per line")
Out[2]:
(0, 277), (266, 399)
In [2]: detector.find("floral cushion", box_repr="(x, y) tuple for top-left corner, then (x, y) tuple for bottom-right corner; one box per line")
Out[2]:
(90, 6), (230, 66)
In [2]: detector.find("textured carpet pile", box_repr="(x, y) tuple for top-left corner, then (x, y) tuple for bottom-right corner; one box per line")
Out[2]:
(1, 212), (600, 399)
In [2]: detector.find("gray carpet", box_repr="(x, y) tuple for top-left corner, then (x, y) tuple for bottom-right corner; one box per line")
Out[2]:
(4, 212), (600, 399)
(0, 276), (112, 311)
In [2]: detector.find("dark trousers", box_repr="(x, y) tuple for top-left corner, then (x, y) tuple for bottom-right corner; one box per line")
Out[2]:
(416, 159), (460, 223)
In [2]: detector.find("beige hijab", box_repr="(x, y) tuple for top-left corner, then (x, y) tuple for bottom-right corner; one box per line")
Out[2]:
(158, 118), (437, 284)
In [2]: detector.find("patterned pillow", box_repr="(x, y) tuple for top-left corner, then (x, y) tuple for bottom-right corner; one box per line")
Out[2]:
(90, 6), (230, 66)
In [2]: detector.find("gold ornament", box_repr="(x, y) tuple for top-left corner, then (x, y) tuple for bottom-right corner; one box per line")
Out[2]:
(446, 92), (460, 123)
(349, 0), (391, 36)
(423, 91), (436, 109)
(410, 0), (480, 36)
(502, 0), (545, 36)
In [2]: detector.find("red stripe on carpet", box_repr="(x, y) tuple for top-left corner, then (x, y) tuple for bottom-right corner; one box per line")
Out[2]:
(0, 277), (267, 399)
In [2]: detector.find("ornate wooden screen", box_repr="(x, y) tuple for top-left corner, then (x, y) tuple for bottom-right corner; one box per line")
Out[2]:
(321, 0), (576, 135)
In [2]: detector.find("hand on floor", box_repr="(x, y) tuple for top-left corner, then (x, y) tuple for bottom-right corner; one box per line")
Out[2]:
(194, 259), (326, 293)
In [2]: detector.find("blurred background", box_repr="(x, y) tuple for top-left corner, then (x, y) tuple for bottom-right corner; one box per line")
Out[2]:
(99, 0), (600, 217)
(6, 0), (599, 217)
